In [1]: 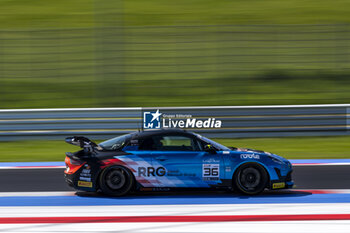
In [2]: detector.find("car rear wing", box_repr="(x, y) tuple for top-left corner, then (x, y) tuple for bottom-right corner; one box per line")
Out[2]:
(65, 136), (98, 152)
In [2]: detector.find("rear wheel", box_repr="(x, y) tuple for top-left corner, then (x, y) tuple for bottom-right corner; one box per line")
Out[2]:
(99, 166), (134, 196)
(233, 163), (268, 195)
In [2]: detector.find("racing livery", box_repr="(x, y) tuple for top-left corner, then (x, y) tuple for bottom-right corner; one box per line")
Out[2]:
(64, 129), (293, 196)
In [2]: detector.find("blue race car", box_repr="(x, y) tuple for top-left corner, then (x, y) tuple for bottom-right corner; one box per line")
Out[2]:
(64, 129), (293, 196)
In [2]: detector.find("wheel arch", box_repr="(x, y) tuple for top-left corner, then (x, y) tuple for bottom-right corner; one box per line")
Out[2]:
(97, 164), (136, 193)
(231, 161), (271, 186)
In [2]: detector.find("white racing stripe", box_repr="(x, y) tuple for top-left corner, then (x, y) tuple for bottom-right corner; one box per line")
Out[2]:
(0, 203), (350, 217)
(0, 221), (349, 233)
(0, 192), (75, 197)
(0, 190), (349, 232)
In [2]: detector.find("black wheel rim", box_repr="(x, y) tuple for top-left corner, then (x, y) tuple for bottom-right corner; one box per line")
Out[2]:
(238, 167), (261, 191)
(105, 169), (126, 190)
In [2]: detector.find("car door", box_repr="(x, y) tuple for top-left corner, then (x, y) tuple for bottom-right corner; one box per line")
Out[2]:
(121, 139), (156, 188)
(150, 134), (224, 188)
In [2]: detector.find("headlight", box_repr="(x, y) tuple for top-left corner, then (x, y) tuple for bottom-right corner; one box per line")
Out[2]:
(268, 155), (283, 164)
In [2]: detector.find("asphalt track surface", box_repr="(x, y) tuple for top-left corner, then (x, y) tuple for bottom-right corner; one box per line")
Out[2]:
(0, 165), (349, 192)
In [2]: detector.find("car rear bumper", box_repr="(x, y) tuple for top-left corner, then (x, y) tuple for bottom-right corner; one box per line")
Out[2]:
(64, 173), (74, 187)
(64, 170), (97, 192)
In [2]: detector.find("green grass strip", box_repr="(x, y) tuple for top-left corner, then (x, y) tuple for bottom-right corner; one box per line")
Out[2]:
(0, 136), (348, 162)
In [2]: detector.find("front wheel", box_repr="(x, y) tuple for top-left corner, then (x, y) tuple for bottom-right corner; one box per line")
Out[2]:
(99, 166), (134, 196)
(233, 163), (268, 195)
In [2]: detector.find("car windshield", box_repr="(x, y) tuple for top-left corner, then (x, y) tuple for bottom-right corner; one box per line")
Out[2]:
(99, 134), (130, 150)
(193, 133), (231, 151)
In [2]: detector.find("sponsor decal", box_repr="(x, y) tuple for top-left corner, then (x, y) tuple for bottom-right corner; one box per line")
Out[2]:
(138, 166), (166, 177)
(143, 109), (222, 129)
(202, 164), (220, 181)
(77, 181), (93, 187)
(167, 169), (182, 177)
(79, 177), (91, 182)
(240, 153), (260, 159)
(79, 167), (91, 181)
(272, 182), (285, 189)
(203, 158), (220, 163)
(130, 139), (139, 145)
(81, 169), (91, 174)
(225, 166), (232, 172)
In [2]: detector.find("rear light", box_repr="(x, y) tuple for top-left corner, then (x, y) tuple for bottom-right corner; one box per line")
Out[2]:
(64, 156), (85, 174)
(69, 158), (84, 165)
(65, 156), (83, 166)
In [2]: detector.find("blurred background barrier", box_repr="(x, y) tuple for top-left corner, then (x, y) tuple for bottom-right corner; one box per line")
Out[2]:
(0, 104), (349, 141)
(1, 24), (350, 108)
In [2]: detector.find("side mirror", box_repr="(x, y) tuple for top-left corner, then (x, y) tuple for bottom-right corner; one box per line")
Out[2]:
(204, 144), (216, 154)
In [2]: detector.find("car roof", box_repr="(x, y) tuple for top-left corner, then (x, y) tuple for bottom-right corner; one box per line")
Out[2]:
(131, 128), (194, 139)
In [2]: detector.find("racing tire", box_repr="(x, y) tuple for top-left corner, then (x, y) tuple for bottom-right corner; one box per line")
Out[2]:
(99, 166), (134, 196)
(233, 163), (268, 195)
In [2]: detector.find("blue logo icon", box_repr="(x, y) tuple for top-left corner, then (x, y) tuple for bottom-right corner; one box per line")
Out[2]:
(143, 110), (162, 129)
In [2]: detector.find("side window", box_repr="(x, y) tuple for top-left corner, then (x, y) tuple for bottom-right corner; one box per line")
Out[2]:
(198, 140), (208, 151)
(154, 135), (200, 151)
(138, 137), (155, 150)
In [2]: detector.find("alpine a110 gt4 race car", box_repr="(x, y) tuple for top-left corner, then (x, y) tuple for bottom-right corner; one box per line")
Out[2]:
(64, 129), (293, 196)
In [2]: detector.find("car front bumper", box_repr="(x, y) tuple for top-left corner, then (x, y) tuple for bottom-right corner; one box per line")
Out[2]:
(270, 168), (294, 190)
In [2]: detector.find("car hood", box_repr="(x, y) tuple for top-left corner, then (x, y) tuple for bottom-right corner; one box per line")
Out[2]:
(233, 147), (271, 155)
(232, 147), (289, 163)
